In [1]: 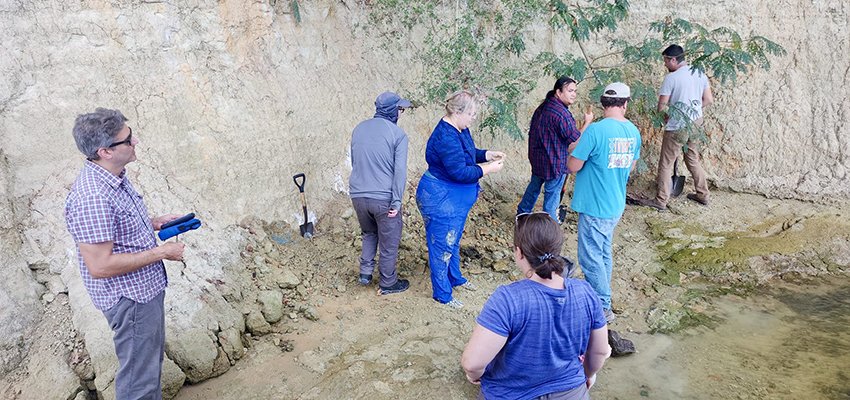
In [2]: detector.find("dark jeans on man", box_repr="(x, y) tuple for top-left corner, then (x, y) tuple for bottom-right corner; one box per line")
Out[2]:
(103, 290), (166, 400)
(352, 197), (402, 288)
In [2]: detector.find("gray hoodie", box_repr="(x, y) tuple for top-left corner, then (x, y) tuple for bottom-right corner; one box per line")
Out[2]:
(349, 111), (408, 210)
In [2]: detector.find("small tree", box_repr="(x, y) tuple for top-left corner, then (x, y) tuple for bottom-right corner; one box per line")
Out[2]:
(360, 0), (785, 140)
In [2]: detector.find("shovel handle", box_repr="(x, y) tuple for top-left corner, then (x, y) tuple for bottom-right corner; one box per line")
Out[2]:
(293, 173), (306, 193)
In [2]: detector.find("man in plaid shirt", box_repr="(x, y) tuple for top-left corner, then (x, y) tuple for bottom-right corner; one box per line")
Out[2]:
(517, 77), (593, 223)
(65, 108), (184, 399)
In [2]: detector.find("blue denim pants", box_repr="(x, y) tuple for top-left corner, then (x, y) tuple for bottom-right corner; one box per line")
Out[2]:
(517, 173), (567, 222)
(416, 173), (477, 303)
(577, 213), (621, 310)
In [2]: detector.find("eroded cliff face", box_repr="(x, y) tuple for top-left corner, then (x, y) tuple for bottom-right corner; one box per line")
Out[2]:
(0, 0), (846, 398)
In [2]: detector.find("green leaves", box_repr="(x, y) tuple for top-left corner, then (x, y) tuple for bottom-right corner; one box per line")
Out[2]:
(537, 52), (589, 82)
(291, 1), (301, 24)
(360, 2), (785, 140)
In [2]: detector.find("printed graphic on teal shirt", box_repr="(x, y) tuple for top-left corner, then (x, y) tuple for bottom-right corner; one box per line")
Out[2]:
(607, 137), (637, 169)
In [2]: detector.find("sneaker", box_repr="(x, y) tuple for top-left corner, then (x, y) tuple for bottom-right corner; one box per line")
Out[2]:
(379, 279), (409, 295)
(686, 193), (710, 206)
(458, 281), (477, 291)
(446, 298), (464, 309)
(558, 205), (569, 225)
(604, 309), (617, 323)
(637, 199), (667, 211)
(359, 274), (372, 285)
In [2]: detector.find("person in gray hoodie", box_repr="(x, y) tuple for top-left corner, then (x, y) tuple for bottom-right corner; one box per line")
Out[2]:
(349, 92), (411, 294)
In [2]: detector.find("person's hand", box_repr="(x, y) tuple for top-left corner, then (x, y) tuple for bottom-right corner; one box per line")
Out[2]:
(486, 150), (506, 161)
(586, 374), (596, 389)
(482, 159), (504, 175)
(152, 214), (183, 231)
(584, 106), (594, 126)
(387, 209), (399, 218)
(466, 374), (481, 385)
(160, 242), (185, 261)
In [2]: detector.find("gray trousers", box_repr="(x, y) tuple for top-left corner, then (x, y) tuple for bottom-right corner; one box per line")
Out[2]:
(477, 383), (589, 400)
(103, 290), (166, 400)
(352, 197), (402, 287)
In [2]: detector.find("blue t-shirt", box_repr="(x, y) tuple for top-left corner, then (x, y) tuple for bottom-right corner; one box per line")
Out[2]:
(569, 118), (641, 219)
(476, 279), (606, 400)
(425, 119), (488, 184)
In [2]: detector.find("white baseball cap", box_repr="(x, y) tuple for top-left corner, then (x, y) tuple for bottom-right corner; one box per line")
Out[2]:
(602, 82), (630, 99)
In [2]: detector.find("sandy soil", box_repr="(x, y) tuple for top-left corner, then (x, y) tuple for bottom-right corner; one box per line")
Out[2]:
(121, 188), (850, 399)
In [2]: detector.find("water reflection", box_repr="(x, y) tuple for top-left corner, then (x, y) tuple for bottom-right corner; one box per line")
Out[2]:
(594, 275), (850, 399)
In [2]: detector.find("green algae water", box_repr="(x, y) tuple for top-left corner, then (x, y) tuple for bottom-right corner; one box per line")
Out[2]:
(594, 274), (850, 399)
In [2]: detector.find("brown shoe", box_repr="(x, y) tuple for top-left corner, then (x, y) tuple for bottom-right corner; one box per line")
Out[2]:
(637, 199), (667, 211)
(686, 193), (709, 206)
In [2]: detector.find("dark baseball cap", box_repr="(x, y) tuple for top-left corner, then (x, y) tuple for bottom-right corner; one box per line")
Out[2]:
(375, 92), (411, 109)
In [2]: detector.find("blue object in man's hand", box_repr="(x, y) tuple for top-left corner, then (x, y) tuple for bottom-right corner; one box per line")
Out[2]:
(158, 214), (201, 241)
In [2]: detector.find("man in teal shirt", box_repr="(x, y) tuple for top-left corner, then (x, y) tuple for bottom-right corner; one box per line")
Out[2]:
(567, 82), (641, 323)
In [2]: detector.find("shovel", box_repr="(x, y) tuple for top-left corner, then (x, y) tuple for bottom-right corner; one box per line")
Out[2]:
(671, 158), (685, 197)
(293, 173), (314, 238)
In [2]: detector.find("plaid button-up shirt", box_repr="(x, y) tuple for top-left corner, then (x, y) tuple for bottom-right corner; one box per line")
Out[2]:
(528, 97), (581, 180)
(65, 160), (167, 311)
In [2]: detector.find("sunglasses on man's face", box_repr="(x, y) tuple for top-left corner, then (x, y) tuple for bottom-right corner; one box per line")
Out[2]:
(108, 127), (133, 147)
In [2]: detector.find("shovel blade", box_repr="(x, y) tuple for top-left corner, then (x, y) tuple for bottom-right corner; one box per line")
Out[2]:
(300, 222), (314, 238)
(671, 176), (685, 197)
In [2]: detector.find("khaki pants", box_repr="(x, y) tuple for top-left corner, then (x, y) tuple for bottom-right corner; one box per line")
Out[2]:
(654, 127), (709, 207)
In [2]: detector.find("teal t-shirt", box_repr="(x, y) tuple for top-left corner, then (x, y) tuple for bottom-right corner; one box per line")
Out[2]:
(569, 118), (641, 219)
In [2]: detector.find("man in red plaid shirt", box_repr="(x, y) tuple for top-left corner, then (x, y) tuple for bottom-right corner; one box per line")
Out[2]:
(65, 108), (184, 399)
(517, 77), (593, 223)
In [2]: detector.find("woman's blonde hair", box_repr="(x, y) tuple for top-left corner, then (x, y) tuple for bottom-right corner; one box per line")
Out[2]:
(445, 90), (478, 116)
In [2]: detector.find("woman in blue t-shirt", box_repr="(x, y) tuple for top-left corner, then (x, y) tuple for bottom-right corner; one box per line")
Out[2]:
(416, 90), (505, 309)
(462, 212), (611, 400)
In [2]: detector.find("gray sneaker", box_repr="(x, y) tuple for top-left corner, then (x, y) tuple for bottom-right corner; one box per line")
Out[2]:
(359, 274), (372, 285)
(458, 281), (477, 291)
(604, 309), (617, 323)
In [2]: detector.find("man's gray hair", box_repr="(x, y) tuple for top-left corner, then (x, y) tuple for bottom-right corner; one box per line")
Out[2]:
(72, 108), (128, 160)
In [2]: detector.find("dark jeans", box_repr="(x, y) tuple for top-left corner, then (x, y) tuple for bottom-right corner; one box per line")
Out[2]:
(102, 290), (166, 400)
(352, 197), (402, 288)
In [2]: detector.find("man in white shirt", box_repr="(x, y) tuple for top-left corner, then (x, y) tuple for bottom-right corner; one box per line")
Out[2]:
(642, 44), (714, 210)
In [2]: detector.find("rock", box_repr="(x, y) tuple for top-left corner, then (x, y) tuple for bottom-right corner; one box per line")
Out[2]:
(161, 357), (186, 400)
(279, 339), (295, 352)
(492, 260), (512, 272)
(43, 292), (56, 303)
(218, 327), (245, 363)
(165, 328), (220, 384)
(0, 258), (43, 376)
(273, 267), (301, 289)
(211, 346), (231, 378)
(258, 290), (284, 323)
(46, 274), (67, 294)
(63, 267), (119, 395)
(608, 330), (636, 357)
(303, 307), (320, 321)
(646, 301), (690, 333)
(245, 310), (272, 335)
(508, 269), (523, 281)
